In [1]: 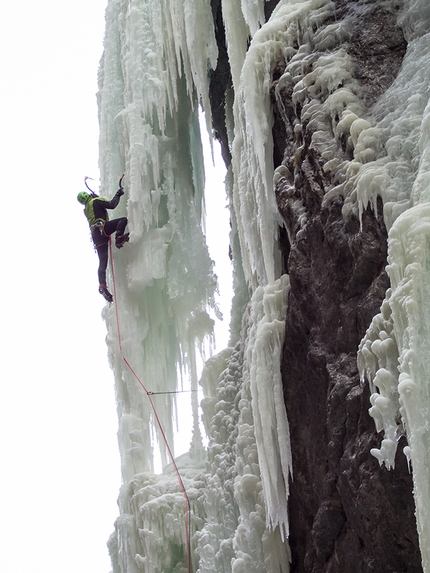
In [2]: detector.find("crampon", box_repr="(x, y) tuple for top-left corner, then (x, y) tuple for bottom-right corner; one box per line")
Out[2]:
(115, 232), (130, 249)
(99, 284), (113, 303)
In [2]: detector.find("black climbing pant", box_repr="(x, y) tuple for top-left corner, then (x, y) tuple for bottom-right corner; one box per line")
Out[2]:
(92, 217), (128, 286)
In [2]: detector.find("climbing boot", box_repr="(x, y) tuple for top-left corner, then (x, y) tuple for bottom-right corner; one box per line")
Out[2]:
(115, 232), (130, 249)
(98, 284), (113, 303)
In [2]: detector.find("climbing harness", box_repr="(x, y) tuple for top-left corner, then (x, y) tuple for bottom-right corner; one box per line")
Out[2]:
(91, 220), (106, 237)
(109, 237), (193, 573)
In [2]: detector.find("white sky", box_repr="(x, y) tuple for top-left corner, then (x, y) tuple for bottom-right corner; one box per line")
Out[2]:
(0, 1), (119, 572)
(0, 2), (231, 573)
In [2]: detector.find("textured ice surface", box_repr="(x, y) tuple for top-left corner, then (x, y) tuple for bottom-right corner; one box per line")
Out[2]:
(98, 0), (430, 571)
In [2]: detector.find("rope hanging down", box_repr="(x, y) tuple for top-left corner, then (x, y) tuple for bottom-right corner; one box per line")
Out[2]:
(109, 237), (193, 573)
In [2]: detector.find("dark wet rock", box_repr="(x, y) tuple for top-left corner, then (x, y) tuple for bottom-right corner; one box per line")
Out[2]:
(278, 188), (421, 571)
(209, 0), (232, 166)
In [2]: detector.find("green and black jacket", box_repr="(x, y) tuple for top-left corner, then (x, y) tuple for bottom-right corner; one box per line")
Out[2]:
(84, 195), (121, 227)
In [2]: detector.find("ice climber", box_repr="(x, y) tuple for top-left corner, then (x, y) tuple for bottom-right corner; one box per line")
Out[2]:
(77, 177), (129, 303)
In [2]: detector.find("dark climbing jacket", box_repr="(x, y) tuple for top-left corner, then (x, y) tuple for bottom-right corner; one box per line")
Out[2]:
(84, 195), (121, 227)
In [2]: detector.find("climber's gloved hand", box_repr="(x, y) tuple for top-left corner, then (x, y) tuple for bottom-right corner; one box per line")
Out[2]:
(116, 188), (124, 197)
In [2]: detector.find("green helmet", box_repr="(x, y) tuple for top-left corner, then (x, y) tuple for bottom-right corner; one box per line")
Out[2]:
(77, 191), (90, 205)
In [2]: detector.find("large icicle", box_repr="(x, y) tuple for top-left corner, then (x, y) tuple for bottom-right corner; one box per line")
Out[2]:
(244, 275), (292, 538)
(233, 275), (291, 572)
(197, 276), (291, 573)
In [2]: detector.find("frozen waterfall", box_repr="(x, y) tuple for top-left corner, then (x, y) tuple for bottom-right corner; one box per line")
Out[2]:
(96, 0), (430, 572)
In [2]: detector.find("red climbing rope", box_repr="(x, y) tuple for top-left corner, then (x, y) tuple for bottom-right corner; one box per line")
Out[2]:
(109, 238), (192, 573)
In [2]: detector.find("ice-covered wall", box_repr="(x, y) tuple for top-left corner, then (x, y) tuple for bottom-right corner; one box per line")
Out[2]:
(96, 0), (284, 569)
(97, 0), (430, 571)
(98, 0), (294, 571)
(98, 1), (221, 570)
(98, 0), (218, 475)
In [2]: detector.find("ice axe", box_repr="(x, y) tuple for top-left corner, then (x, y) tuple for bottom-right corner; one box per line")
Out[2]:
(84, 175), (96, 194)
(118, 174), (125, 191)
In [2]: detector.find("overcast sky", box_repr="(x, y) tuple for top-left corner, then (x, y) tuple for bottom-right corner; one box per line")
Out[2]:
(0, 2), (231, 573)
(0, 2), (120, 572)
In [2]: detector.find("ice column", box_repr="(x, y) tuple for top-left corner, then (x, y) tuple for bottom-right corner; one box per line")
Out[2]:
(243, 275), (292, 538)
(197, 277), (291, 573)
(231, 276), (291, 572)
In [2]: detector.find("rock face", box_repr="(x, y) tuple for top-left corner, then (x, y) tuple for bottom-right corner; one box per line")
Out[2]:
(278, 193), (420, 572)
(211, 1), (423, 571)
